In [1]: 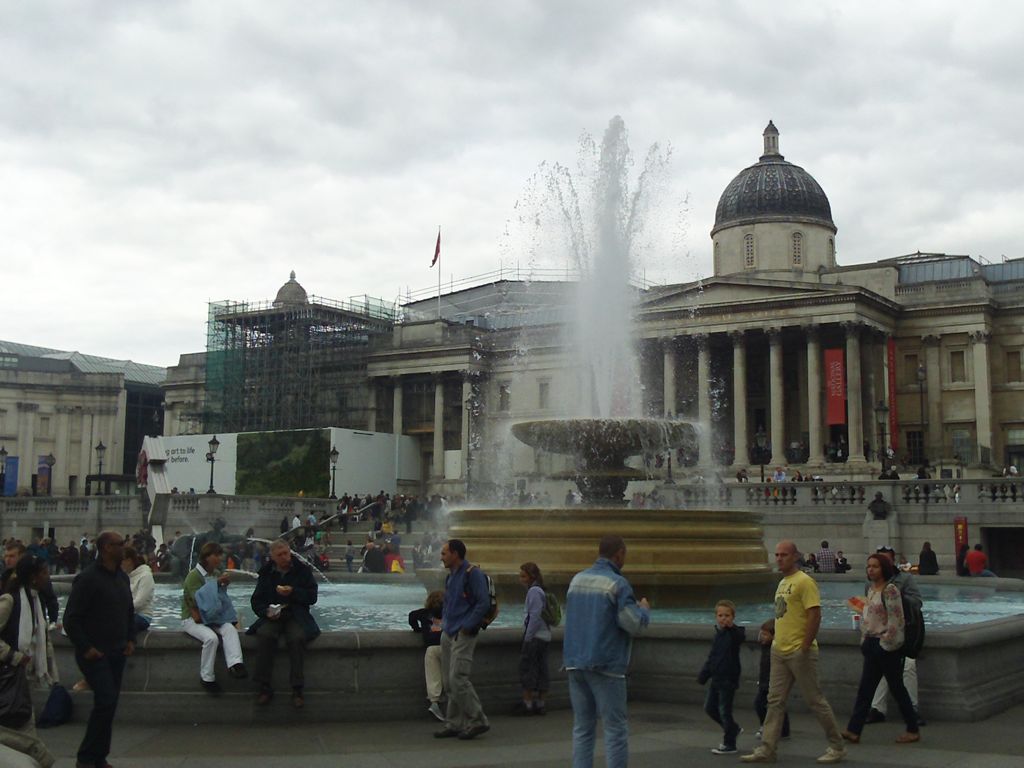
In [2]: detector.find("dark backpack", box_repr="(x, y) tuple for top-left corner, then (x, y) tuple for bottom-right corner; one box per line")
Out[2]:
(466, 564), (499, 629)
(901, 591), (925, 659)
(540, 590), (562, 627)
(37, 682), (73, 728)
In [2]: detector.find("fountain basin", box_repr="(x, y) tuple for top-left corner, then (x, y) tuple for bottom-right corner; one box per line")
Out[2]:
(442, 505), (776, 607)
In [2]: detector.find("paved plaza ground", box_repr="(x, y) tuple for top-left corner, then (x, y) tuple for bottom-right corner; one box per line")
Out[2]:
(30, 699), (1024, 767)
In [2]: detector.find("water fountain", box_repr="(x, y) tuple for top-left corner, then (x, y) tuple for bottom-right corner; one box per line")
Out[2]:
(442, 117), (775, 606)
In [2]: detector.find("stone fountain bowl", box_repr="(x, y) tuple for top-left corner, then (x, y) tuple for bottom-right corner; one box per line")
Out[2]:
(511, 418), (696, 463)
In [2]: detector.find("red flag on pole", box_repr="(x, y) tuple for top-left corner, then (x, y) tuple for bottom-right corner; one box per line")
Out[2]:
(431, 228), (441, 267)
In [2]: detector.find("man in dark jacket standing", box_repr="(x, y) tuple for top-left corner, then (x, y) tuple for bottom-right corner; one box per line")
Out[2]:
(434, 539), (491, 741)
(63, 531), (136, 768)
(248, 539), (320, 709)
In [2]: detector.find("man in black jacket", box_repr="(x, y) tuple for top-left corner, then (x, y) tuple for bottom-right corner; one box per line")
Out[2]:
(63, 531), (136, 768)
(247, 539), (320, 709)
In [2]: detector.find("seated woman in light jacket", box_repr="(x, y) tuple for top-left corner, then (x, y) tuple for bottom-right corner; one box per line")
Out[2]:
(0, 554), (58, 768)
(122, 546), (155, 632)
(182, 542), (247, 695)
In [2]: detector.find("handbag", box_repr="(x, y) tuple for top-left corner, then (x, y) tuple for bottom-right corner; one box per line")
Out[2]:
(0, 661), (33, 729)
(37, 682), (72, 728)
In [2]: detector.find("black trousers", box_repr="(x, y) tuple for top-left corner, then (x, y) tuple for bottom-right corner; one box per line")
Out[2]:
(754, 686), (790, 736)
(253, 616), (307, 690)
(847, 636), (918, 734)
(76, 650), (127, 766)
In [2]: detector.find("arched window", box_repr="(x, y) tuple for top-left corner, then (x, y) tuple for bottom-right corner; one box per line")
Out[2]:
(792, 232), (803, 265)
(714, 241), (721, 273)
(744, 234), (755, 268)
(828, 237), (835, 264)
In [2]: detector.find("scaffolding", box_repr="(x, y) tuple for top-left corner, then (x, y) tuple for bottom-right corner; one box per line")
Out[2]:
(204, 294), (397, 433)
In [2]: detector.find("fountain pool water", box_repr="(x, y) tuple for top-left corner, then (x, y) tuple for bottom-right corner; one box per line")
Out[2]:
(125, 581), (1024, 632)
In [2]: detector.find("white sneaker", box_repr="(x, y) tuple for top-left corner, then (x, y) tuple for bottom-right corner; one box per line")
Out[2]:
(711, 744), (738, 755)
(816, 746), (847, 764)
(428, 702), (444, 721)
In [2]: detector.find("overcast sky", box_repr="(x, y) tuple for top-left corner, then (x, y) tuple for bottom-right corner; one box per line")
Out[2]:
(3, 1), (1022, 367)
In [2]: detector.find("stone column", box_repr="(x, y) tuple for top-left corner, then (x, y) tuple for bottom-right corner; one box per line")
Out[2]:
(864, 333), (877, 459)
(731, 331), (748, 466)
(16, 403), (37, 491)
(391, 378), (404, 436)
(768, 329), (786, 466)
(923, 335), (942, 460)
(432, 375), (445, 480)
(55, 406), (71, 495)
(696, 334), (713, 466)
(845, 323), (866, 463)
(79, 412), (93, 482)
(461, 374), (473, 480)
(805, 325), (825, 465)
(662, 338), (677, 417)
(366, 381), (377, 432)
(971, 331), (993, 463)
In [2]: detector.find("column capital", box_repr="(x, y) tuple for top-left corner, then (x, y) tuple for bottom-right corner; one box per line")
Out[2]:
(802, 324), (821, 342)
(921, 334), (941, 347)
(841, 320), (864, 338)
(54, 405), (78, 415)
(694, 333), (711, 351)
(660, 336), (678, 352)
(767, 327), (784, 345)
(729, 330), (746, 346)
(969, 330), (992, 345)
(15, 402), (40, 412)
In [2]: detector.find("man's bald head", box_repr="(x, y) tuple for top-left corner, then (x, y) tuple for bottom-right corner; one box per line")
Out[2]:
(774, 540), (799, 575)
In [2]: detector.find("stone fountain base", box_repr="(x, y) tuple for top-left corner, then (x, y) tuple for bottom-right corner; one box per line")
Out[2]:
(442, 504), (776, 608)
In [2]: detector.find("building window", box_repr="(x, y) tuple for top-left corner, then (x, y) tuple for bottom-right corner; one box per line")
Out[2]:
(498, 383), (511, 412)
(951, 428), (973, 464)
(828, 237), (835, 264)
(791, 232), (802, 265)
(0, 354), (16, 368)
(713, 241), (720, 273)
(903, 354), (920, 386)
(538, 381), (550, 410)
(744, 234), (755, 268)
(950, 350), (966, 383)
(1007, 351), (1022, 383)
(38, 416), (50, 437)
(907, 430), (924, 465)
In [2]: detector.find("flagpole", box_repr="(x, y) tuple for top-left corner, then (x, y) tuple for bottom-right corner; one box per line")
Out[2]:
(437, 226), (442, 321)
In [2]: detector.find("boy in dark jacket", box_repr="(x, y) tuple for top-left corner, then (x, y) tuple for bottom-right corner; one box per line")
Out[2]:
(698, 599), (746, 755)
(754, 619), (790, 739)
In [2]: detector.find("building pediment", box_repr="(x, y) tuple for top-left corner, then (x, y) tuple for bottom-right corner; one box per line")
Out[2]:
(641, 276), (847, 311)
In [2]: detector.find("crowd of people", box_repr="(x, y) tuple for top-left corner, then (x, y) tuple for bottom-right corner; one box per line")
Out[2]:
(0, 498), (993, 768)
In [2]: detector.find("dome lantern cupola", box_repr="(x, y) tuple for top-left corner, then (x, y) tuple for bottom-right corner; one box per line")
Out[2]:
(761, 120), (782, 160)
(273, 270), (308, 307)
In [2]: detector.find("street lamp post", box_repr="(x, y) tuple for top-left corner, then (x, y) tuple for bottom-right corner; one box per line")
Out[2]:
(755, 427), (768, 483)
(0, 446), (7, 497)
(206, 435), (220, 494)
(44, 453), (56, 496)
(917, 364), (927, 466)
(95, 441), (106, 496)
(329, 446), (339, 499)
(874, 401), (890, 473)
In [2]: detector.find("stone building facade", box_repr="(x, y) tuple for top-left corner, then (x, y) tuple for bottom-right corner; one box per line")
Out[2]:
(0, 341), (165, 495)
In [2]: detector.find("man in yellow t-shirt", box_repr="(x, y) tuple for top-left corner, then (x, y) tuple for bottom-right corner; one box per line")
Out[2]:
(742, 540), (845, 765)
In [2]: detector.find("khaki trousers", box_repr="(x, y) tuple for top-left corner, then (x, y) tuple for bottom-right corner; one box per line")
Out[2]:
(441, 631), (488, 731)
(762, 647), (843, 754)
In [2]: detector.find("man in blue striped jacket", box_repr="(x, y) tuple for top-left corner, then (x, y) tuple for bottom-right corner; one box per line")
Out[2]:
(563, 535), (650, 767)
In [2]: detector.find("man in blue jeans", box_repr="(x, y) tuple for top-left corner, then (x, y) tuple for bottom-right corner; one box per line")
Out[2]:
(563, 535), (650, 767)
(63, 531), (136, 768)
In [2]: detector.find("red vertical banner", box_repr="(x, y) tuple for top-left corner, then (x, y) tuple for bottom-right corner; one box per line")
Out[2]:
(887, 337), (899, 450)
(954, 516), (969, 552)
(825, 348), (846, 425)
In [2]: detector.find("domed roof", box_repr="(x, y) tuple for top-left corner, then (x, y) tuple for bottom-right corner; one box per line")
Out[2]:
(273, 271), (308, 307)
(712, 121), (835, 235)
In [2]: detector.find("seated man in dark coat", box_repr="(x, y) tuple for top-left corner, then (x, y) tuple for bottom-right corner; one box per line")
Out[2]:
(248, 539), (320, 709)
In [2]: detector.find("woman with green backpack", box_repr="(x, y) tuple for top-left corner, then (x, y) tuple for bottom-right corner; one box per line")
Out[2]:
(517, 562), (557, 716)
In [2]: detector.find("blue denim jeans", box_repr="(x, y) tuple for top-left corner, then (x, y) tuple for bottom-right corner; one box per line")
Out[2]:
(704, 681), (739, 748)
(569, 669), (629, 768)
